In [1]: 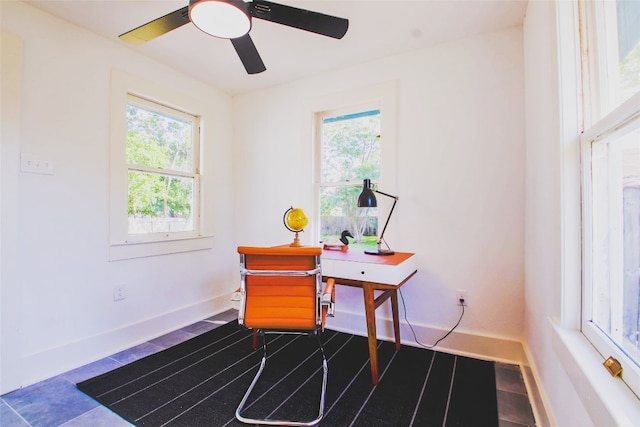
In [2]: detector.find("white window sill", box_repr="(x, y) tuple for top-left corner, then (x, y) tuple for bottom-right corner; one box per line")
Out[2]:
(552, 320), (640, 426)
(109, 235), (214, 261)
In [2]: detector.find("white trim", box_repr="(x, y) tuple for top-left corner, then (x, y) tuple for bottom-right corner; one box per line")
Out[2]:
(109, 235), (214, 261)
(522, 342), (556, 427)
(109, 69), (214, 260)
(557, 0), (584, 332)
(581, 92), (640, 143)
(14, 294), (235, 389)
(325, 308), (527, 365)
(553, 321), (640, 426)
(0, 30), (24, 394)
(582, 320), (640, 399)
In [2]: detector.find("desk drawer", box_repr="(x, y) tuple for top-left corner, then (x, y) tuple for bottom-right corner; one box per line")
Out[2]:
(321, 255), (416, 285)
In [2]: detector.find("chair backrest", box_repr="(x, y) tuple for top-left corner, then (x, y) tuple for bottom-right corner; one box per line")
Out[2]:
(237, 246), (323, 332)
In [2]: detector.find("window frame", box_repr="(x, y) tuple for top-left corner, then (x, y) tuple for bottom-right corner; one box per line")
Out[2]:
(579, 0), (640, 397)
(125, 94), (201, 240)
(581, 94), (640, 397)
(316, 103), (381, 246)
(310, 82), (398, 246)
(109, 70), (213, 261)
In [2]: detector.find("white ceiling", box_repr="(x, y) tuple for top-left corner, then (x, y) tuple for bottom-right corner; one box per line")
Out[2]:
(26, 0), (528, 95)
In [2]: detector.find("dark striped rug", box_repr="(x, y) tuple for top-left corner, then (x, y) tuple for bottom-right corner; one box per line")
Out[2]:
(77, 321), (498, 426)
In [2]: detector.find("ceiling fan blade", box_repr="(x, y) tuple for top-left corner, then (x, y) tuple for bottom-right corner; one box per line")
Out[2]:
(230, 34), (267, 74)
(119, 6), (190, 45)
(251, 1), (348, 39)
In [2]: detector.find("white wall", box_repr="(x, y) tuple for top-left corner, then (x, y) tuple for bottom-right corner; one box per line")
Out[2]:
(1, 2), (237, 393)
(232, 26), (526, 362)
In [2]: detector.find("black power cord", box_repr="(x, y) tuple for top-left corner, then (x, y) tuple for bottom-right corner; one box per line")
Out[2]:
(399, 288), (465, 349)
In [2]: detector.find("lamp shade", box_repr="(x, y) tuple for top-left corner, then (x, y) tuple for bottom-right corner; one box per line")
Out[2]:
(189, 0), (251, 39)
(357, 179), (377, 208)
(356, 178), (398, 255)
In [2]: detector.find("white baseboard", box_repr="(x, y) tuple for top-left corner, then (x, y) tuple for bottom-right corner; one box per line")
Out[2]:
(13, 294), (235, 391)
(7, 297), (529, 395)
(325, 309), (527, 364)
(521, 341), (555, 427)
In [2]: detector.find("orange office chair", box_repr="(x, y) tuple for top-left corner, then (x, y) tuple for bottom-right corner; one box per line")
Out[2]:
(235, 246), (335, 426)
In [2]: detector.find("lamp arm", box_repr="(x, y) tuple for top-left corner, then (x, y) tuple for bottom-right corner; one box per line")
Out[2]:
(375, 192), (398, 247)
(374, 189), (397, 200)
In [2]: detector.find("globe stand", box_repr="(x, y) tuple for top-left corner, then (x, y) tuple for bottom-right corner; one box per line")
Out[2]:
(290, 232), (302, 247)
(283, 207), (308, 248)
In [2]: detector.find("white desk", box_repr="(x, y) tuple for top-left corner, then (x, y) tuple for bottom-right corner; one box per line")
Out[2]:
(321, 249), (417, 384)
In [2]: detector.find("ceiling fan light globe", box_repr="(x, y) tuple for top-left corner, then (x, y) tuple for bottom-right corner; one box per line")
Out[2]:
(189, 0), (251, 39)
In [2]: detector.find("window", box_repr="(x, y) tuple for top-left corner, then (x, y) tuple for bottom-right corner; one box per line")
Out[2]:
(311, 82), (397, 251)
(316, 106), (381, 250)
(109, 70), (213, 260)
(581, 0), (640, 396)
(126, 95), (200, 237)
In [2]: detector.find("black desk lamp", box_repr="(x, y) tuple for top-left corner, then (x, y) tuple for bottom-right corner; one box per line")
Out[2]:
(357, 178), (398, 255)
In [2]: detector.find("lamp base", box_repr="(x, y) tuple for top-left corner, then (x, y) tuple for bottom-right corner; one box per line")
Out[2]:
(364, 248), (395, 256)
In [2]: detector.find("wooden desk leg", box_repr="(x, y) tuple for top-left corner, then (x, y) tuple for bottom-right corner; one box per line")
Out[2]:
(362, 283), (379, 385)
(391, 290), (401, 350)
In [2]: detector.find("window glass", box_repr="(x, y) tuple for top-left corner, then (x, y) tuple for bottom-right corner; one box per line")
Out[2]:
(318, 108), (381, 248)
(591, 0), (640, 118)
(126, 103), (194, 173)
(126, 95), (199, 237)
(617, 1), (640, 105)
(127, 171), (194, 234)
(588, 125), (640, 366)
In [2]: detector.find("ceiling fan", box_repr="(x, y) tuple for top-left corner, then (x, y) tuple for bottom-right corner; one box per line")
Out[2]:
(119, 0), (349, 74)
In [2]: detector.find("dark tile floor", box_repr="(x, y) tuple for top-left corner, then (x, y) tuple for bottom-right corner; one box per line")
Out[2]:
(1, 310), (539, 426)
(495, 363), (538, 427)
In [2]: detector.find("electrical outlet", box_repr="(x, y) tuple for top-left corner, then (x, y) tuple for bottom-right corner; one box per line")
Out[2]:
(456, 290), (468, 306)
(113, 285), (126, 301)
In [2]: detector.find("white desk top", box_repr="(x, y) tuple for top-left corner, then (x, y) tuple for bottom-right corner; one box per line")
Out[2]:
(321, 249), (416, 285)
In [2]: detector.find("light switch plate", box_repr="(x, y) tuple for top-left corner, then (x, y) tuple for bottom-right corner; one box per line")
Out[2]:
(21, 152), (54, 175)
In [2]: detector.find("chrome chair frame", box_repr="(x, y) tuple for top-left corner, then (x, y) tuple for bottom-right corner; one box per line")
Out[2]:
(235, 247), (334, 426)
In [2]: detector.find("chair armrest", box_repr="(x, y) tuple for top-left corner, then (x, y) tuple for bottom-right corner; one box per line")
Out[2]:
(322, 278), (335, 303)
